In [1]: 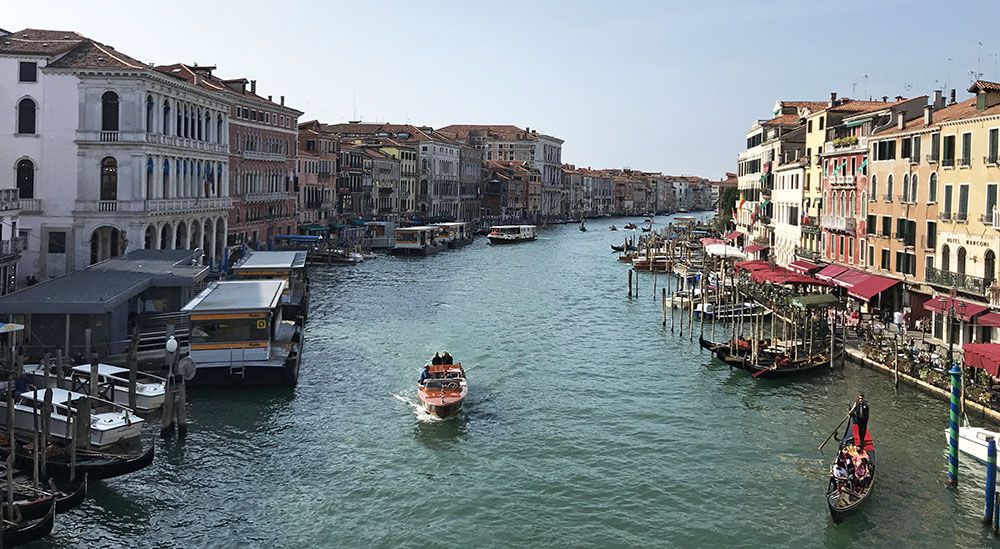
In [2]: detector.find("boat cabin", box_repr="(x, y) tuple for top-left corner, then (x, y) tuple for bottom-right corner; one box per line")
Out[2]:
(232, 251), (310, 321)
(365, 221), (397, 249)
(392, 226), (444, 255)
(0, 387), (143, 447)
(432, 222), (472, 247)
(23, 362), (166, 412)
(181, 280), (301, 387)
(487, 225), (537, 244)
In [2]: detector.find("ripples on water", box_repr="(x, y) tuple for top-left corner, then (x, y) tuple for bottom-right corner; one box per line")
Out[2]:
(32, 217), (1000, 548)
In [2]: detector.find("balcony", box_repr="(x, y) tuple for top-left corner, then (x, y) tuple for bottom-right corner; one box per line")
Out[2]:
(19, 198), (42, 213)
(821, 214), (856, 233)
(956, 211), (968, 223)
(960, 157), (972, 168)
(926, 153), (939, 164)
(984, 155), (999, 166)
(244, 191), (290, 203)
(145, 197), (233, 214)
(241, 151), (288, 162)
(939, 211), (952, 221)
(795, 246), (821, 261)
(942, 158), (955, 168)
(100, 131), (119, 142)
(926, 266), (992, 296)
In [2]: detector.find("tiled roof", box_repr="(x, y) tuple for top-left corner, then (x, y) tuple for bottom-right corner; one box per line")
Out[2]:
(437, 124), (537, 142)
(781, 101), (829, 110)
(969, 80), (1000, 93)
(829, 99), (900, 113)
(322, 122), (455, 145)
(764, 114), (801, 126)
(874, 97), (1000, 137)
(155, 63), (302, 113)
(0, 28), (86, 56)
(47, 39), (146, 70)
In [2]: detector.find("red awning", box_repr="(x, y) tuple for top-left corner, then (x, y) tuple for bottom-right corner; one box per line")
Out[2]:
(744, 244), (769, 253)
(923, 297), (990, 322)
(787, 260), (821, 274)
(749, 266), (833, 286)
(815, 264), (849, 281)
(979, 312), (1000, 328)
(831, 268), (870, 289)
(724, 231), (743, 241)
(847, 274), (901, 301)
(734, 259), (771, 272)
(699, 237), (724, 246)
(964, 343), (1000, 377)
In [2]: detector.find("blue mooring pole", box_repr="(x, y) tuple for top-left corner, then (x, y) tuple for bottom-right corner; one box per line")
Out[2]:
(986, 437), (997, 524)
(948, 364), (961, 486)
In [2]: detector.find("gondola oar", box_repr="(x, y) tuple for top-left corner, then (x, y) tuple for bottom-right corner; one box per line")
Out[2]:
(818, 404), (858, 452)
(751, 366), (772, 378)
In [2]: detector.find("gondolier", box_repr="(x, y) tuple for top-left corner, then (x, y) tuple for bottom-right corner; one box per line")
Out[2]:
(851, 393), (869, 446)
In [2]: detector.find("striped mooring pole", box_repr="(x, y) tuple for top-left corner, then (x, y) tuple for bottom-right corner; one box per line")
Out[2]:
(985, 436), (996, 525)
(948, 364), (961, 486)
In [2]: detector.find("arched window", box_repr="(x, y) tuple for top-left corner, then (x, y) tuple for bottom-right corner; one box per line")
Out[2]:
(100, 157), (118, 201)
(986, 250), (997, 285)
(101, 91), (119, 132)
(203, 111), (210, 141)
(162, 99), (171, 134)
(840, 191), (846, 217)
(176, 103), (183, 137)
(928, 172), (938, 203)
(902, 174), (910, 203)
(911, 174), (919, 203)
(941, 244), (951, 271)
(16, 159), (34, 199)
(870, 175), (877, 202)
(957, 247), (967, 275)
(182, 104), (190, 138)
(216, 115), (223, 144)
(146, 157), (154, 198)
(861, 192), (868, 217)
(849, 191), (856, 217)
(16, 98), (36, 134)
(146, 95), (154, 132)
(886, 174), (894, 201)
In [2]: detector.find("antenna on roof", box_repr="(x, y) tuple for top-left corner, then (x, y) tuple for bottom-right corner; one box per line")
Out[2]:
(353, 87), (357, 120)
(863, 74), (869, 101)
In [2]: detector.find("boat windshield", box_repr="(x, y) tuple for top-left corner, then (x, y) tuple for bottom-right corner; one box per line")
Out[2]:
(191, 317), (269, 344)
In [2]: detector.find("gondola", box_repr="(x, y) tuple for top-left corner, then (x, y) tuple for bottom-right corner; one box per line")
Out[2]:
(2, 497), (55, 546)
(611, 244), (626, 252)
(7, 475), (87, 520)
(826, 416), (876, 523)
(13, 440), (154, 481)
(641, 226), (652, 232)
(745, 348), (842, 379)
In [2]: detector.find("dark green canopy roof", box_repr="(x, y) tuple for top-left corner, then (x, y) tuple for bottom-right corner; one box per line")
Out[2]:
(789, 293), (840, 309)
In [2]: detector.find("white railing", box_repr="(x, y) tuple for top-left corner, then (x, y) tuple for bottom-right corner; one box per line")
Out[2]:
(19, 198), (42, 213)
(241, 151), (287, 162)
(145, 197), (233, 213)
(98, 200), (119, 212)
(993, 206), (1000, 230)
(820, 214), (856, 233)
(100, 131), (119, 142)
(845, 175), (855, 185)
(244, 192), (290, 203)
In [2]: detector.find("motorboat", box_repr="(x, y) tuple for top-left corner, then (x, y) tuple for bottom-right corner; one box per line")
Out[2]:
(609, 225), (618, 231)
(487, 225), (537, 245)
(945, 420), (1000, 468)
(0, 388), (143, 448)
(23, 363), (166, 412)
(417, 359), (468, 419)
(579, 221), (587, 232)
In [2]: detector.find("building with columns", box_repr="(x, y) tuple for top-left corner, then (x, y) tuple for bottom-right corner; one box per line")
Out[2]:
(156, 64), (302, 252)
(1, 29), (232, 279)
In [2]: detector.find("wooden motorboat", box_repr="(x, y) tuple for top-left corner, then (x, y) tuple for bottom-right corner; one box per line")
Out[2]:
(827, 416), (876, 523)
(417, 361), (468, 419)
(2, 496), (55, 547)
(11, 439), (155, 481)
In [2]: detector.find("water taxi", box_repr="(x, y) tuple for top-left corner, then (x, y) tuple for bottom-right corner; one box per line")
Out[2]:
(418, 359), (467, 419)
(392, 226), (445, 255)
(0, 388), (143, 448)
(232, 250), (310, 322)
(433, 222), (473, 248)
(182, 280), (302, 387)
(487, 225), (536, 245)
(23, 363), (166, 412)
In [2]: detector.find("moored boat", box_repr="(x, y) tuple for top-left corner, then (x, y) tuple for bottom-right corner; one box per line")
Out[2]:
(826, 416), (875, 523)
(5, 473), (87, 520)
(417, 358), (467, 419)
(945, 421), (1000, 467)
(11, 439), (155, 481)
(23, 363), (166, 413)
(1, 497), (55, 547)
(487, 225), (536, 245)
(0, 389), (143, 449)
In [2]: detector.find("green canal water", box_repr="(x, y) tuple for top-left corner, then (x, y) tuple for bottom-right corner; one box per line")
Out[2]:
(32, 216), (1000, 547)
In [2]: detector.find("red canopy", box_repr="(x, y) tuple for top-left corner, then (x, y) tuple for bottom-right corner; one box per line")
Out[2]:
(847, 274), (900, 301)
(744, 244), (769, 253)
(749, 266), (832, 286)
(724, 231), (743, 242)
(979, 312), (1000, 328)
(832, 268), (872, 289)
(964, 343), (1000, 377)
(923, 297), (990, 321)
(815, 264), (849, 281)
(787, 260), (821, 274)
(699, 237), (724, 246)
(734, 259), (771, 272)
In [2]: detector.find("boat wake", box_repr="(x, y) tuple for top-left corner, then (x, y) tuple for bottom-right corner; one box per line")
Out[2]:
(392, 392), (444, 423)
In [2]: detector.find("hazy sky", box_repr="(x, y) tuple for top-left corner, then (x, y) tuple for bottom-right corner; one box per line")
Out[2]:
(5, 1), (999, 177)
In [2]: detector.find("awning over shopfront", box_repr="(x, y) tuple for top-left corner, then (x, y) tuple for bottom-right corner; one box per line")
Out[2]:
(704, 244), (746, 259)
(829, 268), (870, 289)
(923, 296), (990, 322)
(978, 312), (1000, 328)
(749, 267), (831, 286)
(724, 230), (743, 242)
(815, 264), (849, 281)
(847, 274), (901, 302)
(787, 260), (822, 274)
(744, 244), (769, 253)
(699, 237), (725, 247)
(964, 343), (1000, 377)
(733, 259), (771, 272)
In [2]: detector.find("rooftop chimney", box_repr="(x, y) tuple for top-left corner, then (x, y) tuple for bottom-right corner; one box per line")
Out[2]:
(250, 80), (257, 94)
(895, 95), (904, 102)
(950, 88), (956, 105)
(897, 111), (906, 130)
(268, 95), (272, 102)
(882, 96), (888, 102)
(933, 90), (945, 109)
(829, 91), (838, 107)
(280, 95), (285, 106)
(924, 104), (934, 126)
(794, 149), (801, 161)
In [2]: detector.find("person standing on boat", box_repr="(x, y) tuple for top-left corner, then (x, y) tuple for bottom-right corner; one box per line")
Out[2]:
(432, 353), (443, 365)
(419, 364), (431, 385)
(442, 352), (453, 365)
(851, 393), (870, 447)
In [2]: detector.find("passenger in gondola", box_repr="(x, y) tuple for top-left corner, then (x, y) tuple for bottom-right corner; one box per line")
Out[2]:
(442, 352), (453, 365)
(431, 353), (443, 365)
(852, 393), (870, 447)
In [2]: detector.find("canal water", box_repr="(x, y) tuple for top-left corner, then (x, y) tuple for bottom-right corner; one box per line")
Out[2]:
(34, 216), (1000, 548)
